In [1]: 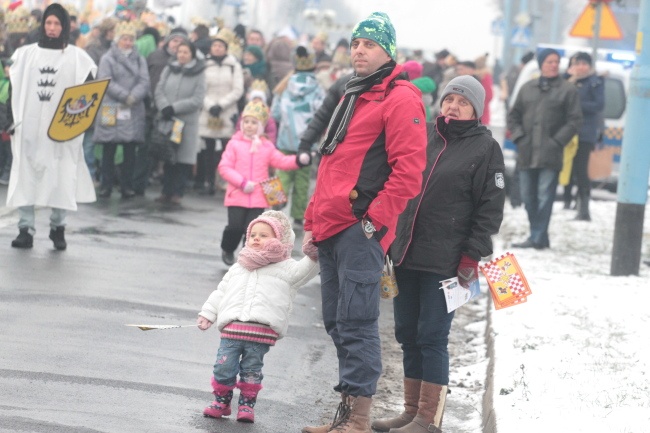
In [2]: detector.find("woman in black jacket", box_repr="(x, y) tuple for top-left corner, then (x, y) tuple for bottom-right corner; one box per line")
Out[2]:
(373, 76), (506, 433)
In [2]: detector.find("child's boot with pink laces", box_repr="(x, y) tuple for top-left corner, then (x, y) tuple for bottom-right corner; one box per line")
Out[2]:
(236, 381), (263, 423)
(203, 377), (235, 418)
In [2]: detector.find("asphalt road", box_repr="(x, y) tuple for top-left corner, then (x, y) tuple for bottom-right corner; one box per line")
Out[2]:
(0, 185), (347, 433)
(0, 183), (487, 433)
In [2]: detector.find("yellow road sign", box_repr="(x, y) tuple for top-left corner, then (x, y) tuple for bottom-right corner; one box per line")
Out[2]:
(47, 78), (110, 142)
(569, 2), (623, 40)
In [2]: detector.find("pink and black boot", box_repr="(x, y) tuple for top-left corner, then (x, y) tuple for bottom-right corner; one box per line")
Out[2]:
(203, 377), (236, 418)
(236, 381), (263, 423)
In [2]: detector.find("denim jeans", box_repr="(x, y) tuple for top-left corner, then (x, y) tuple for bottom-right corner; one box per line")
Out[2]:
(82, 128), (96, 180)
(212, 338), (271, 386)
(318, 223), (384, 397)
(18, 206), (67, 234)
(519, 168), (559, 248)
(393, 268), (455, 385)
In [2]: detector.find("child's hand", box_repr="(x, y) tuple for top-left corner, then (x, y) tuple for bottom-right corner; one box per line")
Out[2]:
(197, 316), (213, 330)
(243, 181), (256, 194)
(302, 231), (318, 261)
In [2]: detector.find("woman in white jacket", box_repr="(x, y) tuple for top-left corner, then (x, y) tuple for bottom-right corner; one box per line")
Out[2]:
(197, 210), (319, 423)
(195, 35), (244, 194)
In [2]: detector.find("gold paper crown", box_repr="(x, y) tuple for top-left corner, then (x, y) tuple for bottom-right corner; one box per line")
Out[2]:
(9, 6), (30, 19)
(191, 16), (210, 27)
(114, 20), (138, 39)
(295, 52), (315, 71)
(214, 27), (237, 47)
(249, 79), (269, 94)
(241, 100), (269, 125)
(63, 3), (79, 18)
(6, 8), (30, 34)
(314, 31), (328, 43)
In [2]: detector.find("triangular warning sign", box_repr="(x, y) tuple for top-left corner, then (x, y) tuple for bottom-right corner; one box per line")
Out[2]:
(570, 3), (623, 40)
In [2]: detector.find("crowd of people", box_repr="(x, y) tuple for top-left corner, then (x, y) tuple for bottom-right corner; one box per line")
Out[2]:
(1, 2), (605, 432)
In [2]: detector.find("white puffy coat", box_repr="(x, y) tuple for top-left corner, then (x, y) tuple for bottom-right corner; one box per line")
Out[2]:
(199, 256), (319, 339)
(198, 54), (244, 140)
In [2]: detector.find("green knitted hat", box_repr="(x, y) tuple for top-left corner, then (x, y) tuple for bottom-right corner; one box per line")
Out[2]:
(351, 12), (396, 60)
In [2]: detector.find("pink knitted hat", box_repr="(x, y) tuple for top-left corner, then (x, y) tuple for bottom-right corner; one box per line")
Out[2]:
(402, 60), (423, 80)
(246, 210), (295, 258)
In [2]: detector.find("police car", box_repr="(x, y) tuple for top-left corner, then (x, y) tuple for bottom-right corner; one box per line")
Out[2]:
(503, 44), (633, 192)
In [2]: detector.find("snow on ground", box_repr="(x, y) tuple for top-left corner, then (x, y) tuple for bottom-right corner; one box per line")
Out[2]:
(374, 196), (650, 433)
(490, 198), (650, 433)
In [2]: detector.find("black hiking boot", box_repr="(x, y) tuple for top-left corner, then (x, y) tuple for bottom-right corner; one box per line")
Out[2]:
(11, 228), (33, 249)
(49, 226), (67, 251)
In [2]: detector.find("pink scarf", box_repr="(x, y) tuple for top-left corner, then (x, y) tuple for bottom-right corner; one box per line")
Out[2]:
(237, 238), (291, 271)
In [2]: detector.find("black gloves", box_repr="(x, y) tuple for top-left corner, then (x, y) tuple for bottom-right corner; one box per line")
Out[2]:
(161, 106), (175, 120)
(209, 104), (222, 117)
(296, 151), (312, 168)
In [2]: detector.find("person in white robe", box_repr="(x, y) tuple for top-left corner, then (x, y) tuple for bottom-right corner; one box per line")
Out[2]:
(7, 3), (97, 250)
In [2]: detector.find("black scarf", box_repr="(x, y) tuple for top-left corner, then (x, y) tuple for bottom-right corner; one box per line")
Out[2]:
(319, 61), (397, 155)
(539, 75), (559, 92)
(210, 54), (227, 66)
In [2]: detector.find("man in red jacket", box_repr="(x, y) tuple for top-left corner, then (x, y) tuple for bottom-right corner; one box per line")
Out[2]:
(299, 12), (427, 433)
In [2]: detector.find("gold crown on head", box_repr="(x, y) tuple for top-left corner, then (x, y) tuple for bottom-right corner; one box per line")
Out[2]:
(241, 100), (269, 125)
(215, 27), (239, 47)
(9, 6), (30, 19)
(6, 9), (30, 34)
(63, 3), (79, 17)
(114, 20), (139, 39)
(249, 79), (269, 94)
(191, 16), (210, 27)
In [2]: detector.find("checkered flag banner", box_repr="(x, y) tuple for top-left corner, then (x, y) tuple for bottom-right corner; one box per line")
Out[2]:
(260, 176), (288, 207)
(480, 252), (532, 310)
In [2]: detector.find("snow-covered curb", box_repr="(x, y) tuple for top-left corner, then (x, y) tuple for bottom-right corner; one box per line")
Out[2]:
(486, 199), (650, 433)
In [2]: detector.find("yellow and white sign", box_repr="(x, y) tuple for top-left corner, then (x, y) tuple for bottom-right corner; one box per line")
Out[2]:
(47, 79), (110, 142)
(569, 2), (623, 40)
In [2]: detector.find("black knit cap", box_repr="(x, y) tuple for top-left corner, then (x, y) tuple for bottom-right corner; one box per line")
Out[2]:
(537, 48), (560, 68)
(38, 3), (70, 49)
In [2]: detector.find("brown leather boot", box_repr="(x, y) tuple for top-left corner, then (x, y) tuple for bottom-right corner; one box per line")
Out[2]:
(371, 378), (421, 431)
(302, 393), (346, 433)
(330, 395), (372, 433)
(388, 382), (447, 433)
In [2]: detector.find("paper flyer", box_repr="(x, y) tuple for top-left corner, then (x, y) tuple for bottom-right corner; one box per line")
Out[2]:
(440, 277), (481, 313)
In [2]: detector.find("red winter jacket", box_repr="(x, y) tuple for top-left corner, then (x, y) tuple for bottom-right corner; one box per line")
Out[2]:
(304, 65), (427, 253)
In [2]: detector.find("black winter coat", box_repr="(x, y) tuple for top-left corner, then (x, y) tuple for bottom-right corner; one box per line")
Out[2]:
(574, 73), (605, 143)
(390, 117), (506, 277)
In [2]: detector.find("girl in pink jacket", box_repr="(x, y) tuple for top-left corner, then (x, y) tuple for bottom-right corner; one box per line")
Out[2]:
(218, 101), (299, 265)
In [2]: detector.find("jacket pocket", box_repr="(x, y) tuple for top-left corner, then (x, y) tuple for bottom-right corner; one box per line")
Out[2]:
(338, 269), (380, 322)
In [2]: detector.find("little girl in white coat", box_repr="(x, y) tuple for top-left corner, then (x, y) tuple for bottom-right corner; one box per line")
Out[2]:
(197, 210), (319, 423)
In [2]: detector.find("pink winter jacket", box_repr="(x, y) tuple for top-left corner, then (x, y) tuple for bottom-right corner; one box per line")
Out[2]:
(218, 130), (299, 208)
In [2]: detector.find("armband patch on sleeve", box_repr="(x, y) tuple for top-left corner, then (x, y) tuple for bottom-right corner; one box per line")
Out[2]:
(495, 172), (505, 189)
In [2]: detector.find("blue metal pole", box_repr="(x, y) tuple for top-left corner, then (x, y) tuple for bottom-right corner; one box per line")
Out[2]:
(550, 0), (560, 44)
(502, 0), (513, 73)
(611, 0), (650, 275)
(515, 0), (529, 63)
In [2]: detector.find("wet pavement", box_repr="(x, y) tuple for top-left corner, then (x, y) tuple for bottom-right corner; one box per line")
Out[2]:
(0, 183), (487, 433)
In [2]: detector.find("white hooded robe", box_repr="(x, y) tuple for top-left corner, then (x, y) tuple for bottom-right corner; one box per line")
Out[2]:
(7, 44), (97, 210)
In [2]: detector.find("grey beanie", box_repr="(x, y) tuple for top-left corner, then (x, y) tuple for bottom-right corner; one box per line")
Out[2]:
(439, 75), (485, 120)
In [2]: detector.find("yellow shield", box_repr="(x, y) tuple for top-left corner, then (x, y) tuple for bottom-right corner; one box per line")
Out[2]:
(47, 79), (111, 142)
